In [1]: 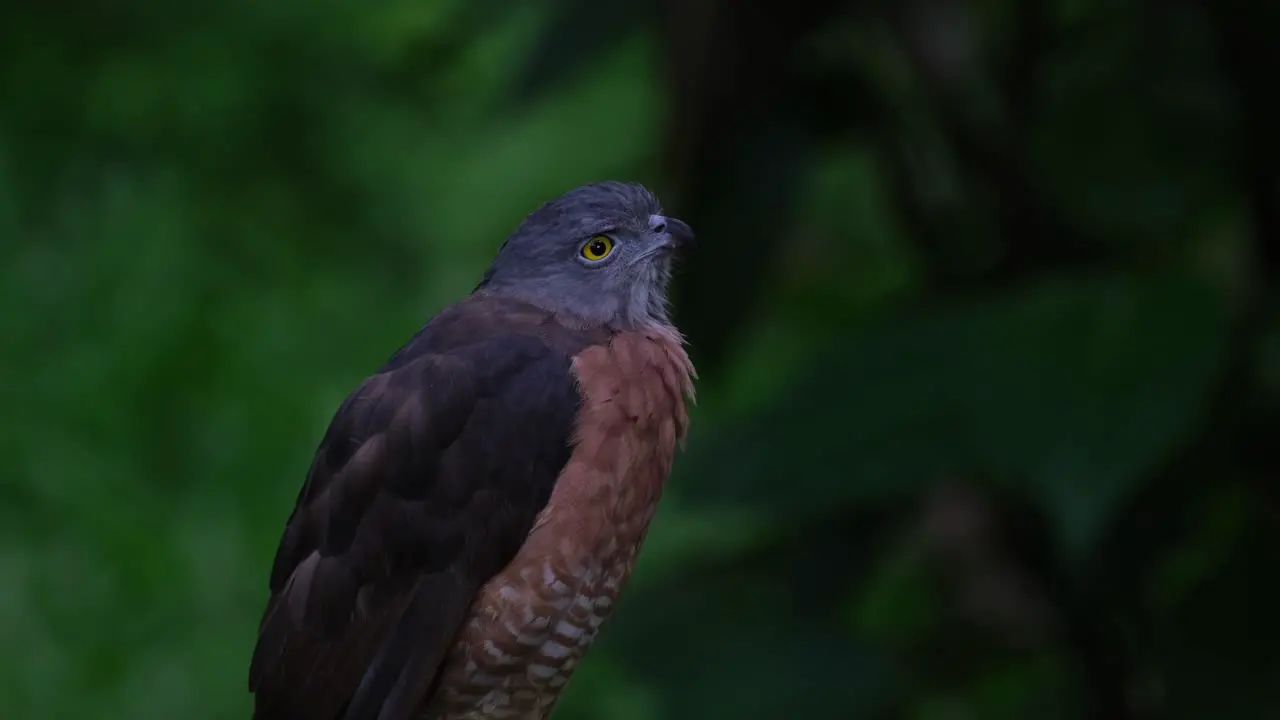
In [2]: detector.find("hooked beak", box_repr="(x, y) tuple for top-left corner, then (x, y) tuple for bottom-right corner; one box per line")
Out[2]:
(648, 214), (695, 253)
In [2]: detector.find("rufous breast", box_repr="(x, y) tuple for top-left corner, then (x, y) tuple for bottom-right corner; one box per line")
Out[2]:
(427, 329), (695, 720)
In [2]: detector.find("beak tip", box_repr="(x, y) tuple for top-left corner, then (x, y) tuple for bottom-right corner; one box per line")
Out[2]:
(666, 217), (695, 249)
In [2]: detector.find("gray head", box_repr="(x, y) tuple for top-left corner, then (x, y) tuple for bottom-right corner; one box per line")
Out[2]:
(477, 181), (694, 330)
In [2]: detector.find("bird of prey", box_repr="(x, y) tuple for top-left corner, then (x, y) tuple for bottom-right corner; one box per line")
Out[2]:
(248, 182), (697, 720)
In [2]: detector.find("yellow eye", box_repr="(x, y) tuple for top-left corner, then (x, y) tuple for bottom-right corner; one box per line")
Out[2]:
(580, 235), (614, 261)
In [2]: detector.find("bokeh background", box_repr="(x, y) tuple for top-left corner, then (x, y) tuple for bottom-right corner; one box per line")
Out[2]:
(3, 0), (1279, 718)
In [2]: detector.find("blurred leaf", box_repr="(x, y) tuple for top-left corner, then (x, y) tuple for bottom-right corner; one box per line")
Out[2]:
(506, 0), (651, 105)
(1154, 503), (1280, 719)
(682, 275), (1229, 559)
(911, 652), (1081, 720)
(852, 531), (939, 646)
(1032, 1), (1235, 248)
(600, 513), (903, 720)
(1150, 485), (1247, 613)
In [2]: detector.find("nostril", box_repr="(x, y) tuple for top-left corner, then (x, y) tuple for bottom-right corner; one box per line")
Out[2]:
(652, 221), (667, 233)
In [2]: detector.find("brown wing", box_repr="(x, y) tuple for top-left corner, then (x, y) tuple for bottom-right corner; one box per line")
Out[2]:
(249, 298), (603, 720)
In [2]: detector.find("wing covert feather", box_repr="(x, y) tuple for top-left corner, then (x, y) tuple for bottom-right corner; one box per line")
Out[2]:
(249, 297), (604, 720)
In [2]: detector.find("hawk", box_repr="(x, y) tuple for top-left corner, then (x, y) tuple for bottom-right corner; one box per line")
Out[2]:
(248, 182), (697, 720)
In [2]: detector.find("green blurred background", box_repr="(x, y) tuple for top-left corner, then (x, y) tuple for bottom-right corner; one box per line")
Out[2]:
(3, 0), (1278, 718)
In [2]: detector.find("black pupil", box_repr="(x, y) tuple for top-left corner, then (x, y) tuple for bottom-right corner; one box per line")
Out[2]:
(590, 239), (607, 256)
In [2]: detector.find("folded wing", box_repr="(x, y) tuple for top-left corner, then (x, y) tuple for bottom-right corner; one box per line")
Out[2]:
(249, 302), (600, 720)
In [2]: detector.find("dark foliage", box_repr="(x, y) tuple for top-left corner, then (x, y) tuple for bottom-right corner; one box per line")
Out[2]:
(1, 0), (1276, 717)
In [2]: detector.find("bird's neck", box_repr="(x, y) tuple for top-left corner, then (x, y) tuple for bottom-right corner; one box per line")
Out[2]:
(475, 283), (677, 336)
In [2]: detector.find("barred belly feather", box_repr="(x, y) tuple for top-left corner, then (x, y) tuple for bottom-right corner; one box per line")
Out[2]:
(426, 329), (695, 720)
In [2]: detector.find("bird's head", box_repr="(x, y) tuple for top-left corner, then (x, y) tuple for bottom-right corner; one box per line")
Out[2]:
(477, 181), (694, 331)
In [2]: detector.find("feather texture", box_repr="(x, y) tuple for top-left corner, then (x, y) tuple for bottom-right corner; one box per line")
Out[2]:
(249, 294), (608, 720)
